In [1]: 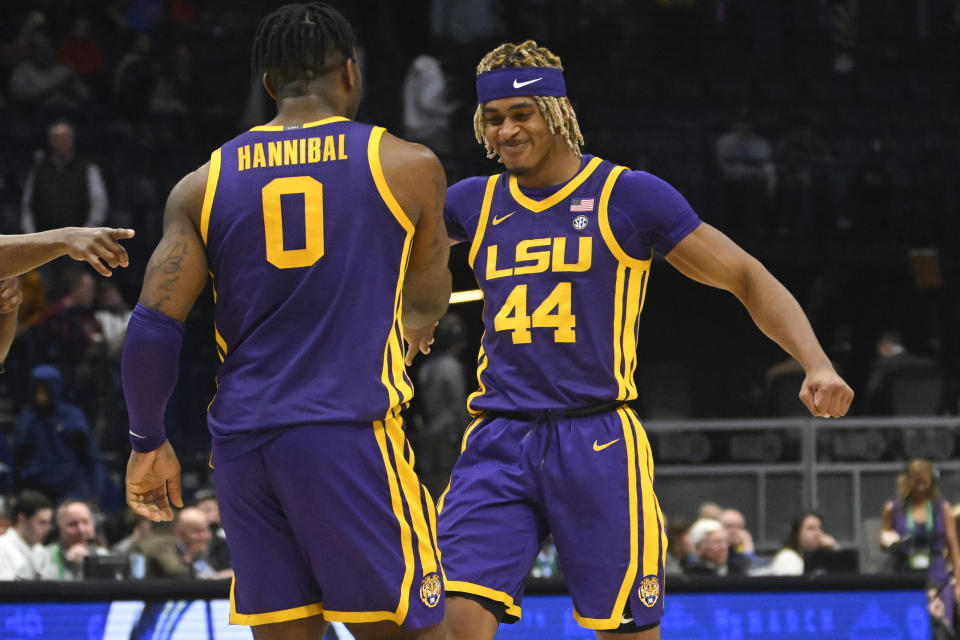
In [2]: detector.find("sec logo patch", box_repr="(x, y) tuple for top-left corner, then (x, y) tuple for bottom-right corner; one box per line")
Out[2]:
(572, 215), (589, 230)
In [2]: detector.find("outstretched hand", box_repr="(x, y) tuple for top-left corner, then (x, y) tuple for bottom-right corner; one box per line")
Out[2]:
(403, 321), (438, 366)
(62, 227), (135, 276)
(126, 440), (184, 522)
(798, 368), (854, 418)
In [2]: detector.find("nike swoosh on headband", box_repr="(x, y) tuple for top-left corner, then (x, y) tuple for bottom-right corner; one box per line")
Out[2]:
(513, 77), (542, 89)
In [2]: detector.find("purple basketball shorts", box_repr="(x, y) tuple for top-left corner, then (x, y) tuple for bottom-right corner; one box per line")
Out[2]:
(212, 417), (444, 628)
(437, 406), (666, 631)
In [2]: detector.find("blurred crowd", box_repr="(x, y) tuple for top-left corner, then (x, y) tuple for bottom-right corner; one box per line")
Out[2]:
(0, 0), (958, 615)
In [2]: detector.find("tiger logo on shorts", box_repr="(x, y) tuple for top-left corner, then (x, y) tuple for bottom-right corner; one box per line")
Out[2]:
(639, 575), (660, 607)
(420, 572), (442, 608)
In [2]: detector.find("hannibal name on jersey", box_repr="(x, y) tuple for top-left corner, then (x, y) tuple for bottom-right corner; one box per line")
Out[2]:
(201, 117), (415, 456)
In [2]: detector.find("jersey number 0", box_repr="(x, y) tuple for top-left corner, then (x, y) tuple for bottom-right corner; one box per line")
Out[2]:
(262, 176), (325, 269)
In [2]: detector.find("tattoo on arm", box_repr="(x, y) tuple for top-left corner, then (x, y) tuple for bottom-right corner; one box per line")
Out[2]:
(142, 239), (188, 312)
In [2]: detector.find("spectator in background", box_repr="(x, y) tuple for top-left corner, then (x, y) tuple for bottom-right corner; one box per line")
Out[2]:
(846, 138), (894, 240)
(44, 500), (109, 580)
(13, 364), (105, 504)
(1, 11), (48, 70)
(866, 331), (942, 415)
(665, 516), (693, 575)
(758, 512), (839, 576)
(413, 312), (469, 493)
(135, 507), (216, 579)
(94, 282), (131, 362)
(21, 120), (108, 234)
(697, 501), (723, 521)
(57, 17), (105, 89)
(113, 33), (154, 124)
(402, 52), (459, 164)
(714, 106), (776, 242)
(0, 490), (54, 580)
(8, 33), (90, 111)
(881, 459), (960, 628)
(774, 113), (834, 236)
(111, 511), (153, 557)
(721, 508), (755, 574)
(192, 488), (231, 575)
(684, 518), (746, 576)
(0, 498), (11, 535)
(36, 269), (103, 409)
(93, 281), (132, 445)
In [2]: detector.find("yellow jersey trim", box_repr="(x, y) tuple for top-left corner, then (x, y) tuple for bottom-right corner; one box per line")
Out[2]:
(248, 115), (349, 132)
(424, 485), (444, 581)
(611, 264), (628, 400)
(467, 175), (500, 269)
(373, 419), (415, 624)
(465, 344), (489, 415)
(573, 407), (639, 628)
(229, 577), (323, 625)
(384, 416), (439, 576)
(625, 409), (662, 588)
(321, 609), (409, 624)
(199, 148), (222, 245)
(507, 156), (603, 213)
(598, 166), (652, 269)
(214, 326), (227, 364)
(446, 581), (522, 619)
(621, 268), (645, 399)
(368, 126), (415, 233)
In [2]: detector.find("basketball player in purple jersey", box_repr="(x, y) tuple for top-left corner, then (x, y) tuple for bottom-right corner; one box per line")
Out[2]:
(437, 41), (854, 640)
(120, 4), (451, 639)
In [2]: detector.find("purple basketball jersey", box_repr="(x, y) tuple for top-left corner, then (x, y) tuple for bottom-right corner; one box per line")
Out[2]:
(447, 156), (650, 414)
(200, 118), (414, 446)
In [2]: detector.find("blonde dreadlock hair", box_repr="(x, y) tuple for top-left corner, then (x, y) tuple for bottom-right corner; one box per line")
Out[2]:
(474, 40), (584, 159)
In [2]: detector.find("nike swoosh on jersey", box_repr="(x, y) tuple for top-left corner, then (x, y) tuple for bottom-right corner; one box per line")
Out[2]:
(621, 615), (634, 624)
(129, 430), (148, 439)
(491, 212), (515, 225)
(513, 77), (542, 89)
(593, 438), (620, 452)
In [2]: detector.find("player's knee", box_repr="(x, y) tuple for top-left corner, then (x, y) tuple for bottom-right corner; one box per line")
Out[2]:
(348, 621), (446, 640)
(443, 597), (498, 640)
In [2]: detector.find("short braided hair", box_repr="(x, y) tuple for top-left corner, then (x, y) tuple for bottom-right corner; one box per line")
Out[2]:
(474, 41), (583, 159)
(251, 3), (357, 95)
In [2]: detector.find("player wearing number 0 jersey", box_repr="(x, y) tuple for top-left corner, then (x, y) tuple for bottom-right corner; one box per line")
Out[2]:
(120, 5), (451, 640)
(437, 41), (854, 640)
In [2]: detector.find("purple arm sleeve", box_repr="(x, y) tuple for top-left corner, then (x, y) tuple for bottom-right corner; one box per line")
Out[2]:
(121, 304), (184, 452)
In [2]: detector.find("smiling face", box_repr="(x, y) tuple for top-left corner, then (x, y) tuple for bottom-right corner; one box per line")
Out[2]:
(481, 96), (568, 178)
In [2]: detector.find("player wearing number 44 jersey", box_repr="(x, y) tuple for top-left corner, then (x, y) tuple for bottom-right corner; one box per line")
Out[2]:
(120, 4), (451, 640)
(437, 41), (855, 640)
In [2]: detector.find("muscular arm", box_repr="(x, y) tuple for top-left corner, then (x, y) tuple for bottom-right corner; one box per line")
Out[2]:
(666, 223), (853, 417)
(0, 227), (134, 280)
(137, 167), (209, 319)
(122, 166), (208, 521)
(379, 133), (452, 342)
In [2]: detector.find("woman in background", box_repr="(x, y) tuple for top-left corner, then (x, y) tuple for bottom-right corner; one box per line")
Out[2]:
(761, 512), (839, 576)
(881, 458), (960, 628)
